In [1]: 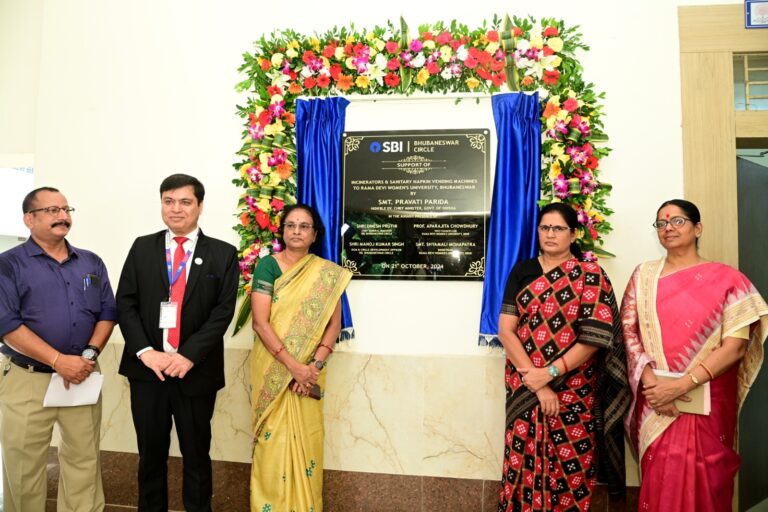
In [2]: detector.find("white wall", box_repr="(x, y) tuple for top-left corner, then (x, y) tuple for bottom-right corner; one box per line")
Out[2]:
(0, 0), (743, 483)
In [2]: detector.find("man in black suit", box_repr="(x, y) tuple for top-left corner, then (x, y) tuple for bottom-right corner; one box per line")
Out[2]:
(116, 174), (238, 512)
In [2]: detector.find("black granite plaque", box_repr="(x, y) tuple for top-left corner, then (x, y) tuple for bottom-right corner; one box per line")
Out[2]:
(341, 129), (490, 280)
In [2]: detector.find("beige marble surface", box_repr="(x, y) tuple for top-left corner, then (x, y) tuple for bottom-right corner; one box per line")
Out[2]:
(65, 340), (508, 479)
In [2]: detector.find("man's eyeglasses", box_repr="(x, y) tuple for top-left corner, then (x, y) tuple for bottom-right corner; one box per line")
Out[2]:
(284, 222), (314, 232)
(26, 206), (75, 216)
(538, 225), (571, 234)
(652, 216), (690, 230)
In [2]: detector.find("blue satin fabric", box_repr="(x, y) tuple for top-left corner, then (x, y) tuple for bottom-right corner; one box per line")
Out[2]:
(295, 97), (354, 338)
(478, 92), (541, 345)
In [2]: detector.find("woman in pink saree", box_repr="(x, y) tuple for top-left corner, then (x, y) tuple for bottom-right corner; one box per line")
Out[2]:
(621, 199), (768, 511)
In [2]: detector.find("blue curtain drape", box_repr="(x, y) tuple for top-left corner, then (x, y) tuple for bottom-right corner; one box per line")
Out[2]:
(478, 92), (541, 346)
(295, 96), (354, 339)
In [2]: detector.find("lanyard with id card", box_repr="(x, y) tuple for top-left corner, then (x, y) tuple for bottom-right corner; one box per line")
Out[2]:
(159, 235), (193, 329)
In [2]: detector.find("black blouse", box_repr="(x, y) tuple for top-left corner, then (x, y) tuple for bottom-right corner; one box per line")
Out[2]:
(500, 258), (543, 316)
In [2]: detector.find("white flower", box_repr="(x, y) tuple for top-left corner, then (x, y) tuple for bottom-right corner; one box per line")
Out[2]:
(300, 66), (313, 78)
(456, 45), (469, 61)
(259, 246), (271, 258)
(440, 66), (455, 80)
(270, 53), (284, 68)
(267, 70), (290, 88)
(382, 29), (394, 40)
(516, 39), (531, 52)
(286, 48), (298, 59)
(411, 53), (426, 68)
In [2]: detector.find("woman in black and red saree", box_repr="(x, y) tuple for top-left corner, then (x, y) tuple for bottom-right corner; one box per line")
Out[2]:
(496, 203), (629, 512)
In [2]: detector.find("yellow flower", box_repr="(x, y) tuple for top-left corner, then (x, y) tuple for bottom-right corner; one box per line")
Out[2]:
(242, 245), (252, 258)
(466, 77), (480, 89)
(558, 153), (571, 165)
(486, 41), (500, 54)
(415, 68), (430, 86)
(264, 119), (285, 136)
(286, 48), (298, 58)
(270, 53), (284, 67)
(548, 162), (562, 180)
(550, 56), (562, 68)
(321, 56), (330, 68)
(567, 89), (577, 98)
(547, 37), (564, 52)
(345, 57), (356, 70)
(576, 229), (584, 240)
(440, 45), (453, 62)
(546, 117), (557, 129)
(365, 31), (375, 42)
(375, 39), (386, 52)
(270, 94), (284, 104)
(550, 143), (565, 156)
(355, 75), (371, 89)
(309, 38), (321, 52)
(423, 40), (436, 50)
(346, 35), (355, 45)
(287, 40), (300, 50)
(593, 212), (605, 223)
(334, 47), (345, 60)
(584, 198), (593, 211)
(530, 35), (544, 49)
(556, 109), (569, 121)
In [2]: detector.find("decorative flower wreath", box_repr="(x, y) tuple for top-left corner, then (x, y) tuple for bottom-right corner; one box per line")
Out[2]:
(233, 15), (612, 328)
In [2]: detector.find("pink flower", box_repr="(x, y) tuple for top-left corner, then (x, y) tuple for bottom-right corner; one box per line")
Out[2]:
(270, 197), (285, 212)
(582, 251), (596, 262)
(563, 98), (579, 112)
(387, 58), (400, 71)
(385, 40), (399, 54)
(268, 100), (285, 118)
(577, 209), (589, 224)
(553, 174), (570, 199)
(410, 39), (423, 52)
(436, 31), (452, 45)
(271, 239), (283, 252)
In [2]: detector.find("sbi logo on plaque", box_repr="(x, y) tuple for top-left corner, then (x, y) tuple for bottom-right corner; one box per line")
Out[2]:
(369, 141), (403, 153)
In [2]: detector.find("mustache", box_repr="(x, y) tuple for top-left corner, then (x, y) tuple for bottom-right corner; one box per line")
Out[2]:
(52, 220), (71, 229)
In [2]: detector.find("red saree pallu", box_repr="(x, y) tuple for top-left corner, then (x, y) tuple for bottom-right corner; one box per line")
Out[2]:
(499, 259), (628, 512)
(621, 260), (768, 512)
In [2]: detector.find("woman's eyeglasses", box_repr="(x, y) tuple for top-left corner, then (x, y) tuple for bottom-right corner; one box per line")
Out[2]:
(284, 222), (314, 232)
(652, 216), (690, 230)
(538, 225), (571, 234)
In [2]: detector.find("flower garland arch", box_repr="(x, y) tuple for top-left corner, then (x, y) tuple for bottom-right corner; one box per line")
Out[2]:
(232, 15), (612, 328)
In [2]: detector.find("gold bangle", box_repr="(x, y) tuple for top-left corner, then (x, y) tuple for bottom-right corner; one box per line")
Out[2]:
(52, 352), (60, 370)
(698, 362), (715, 381)
(688, 372), (700, 386)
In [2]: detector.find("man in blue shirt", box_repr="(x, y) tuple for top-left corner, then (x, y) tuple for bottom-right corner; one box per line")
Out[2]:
(0, 186), (116, 512)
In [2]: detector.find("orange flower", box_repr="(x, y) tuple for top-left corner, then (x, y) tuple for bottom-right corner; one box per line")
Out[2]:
(282, 111), (296, 126)
(337, 74), (354, 91)
(275, 162), (293, 180)
(521, 75), (535, 87)
(543, 101), (560, 118)
(240, 212), (251, 227)
(288, 82), (302, 95)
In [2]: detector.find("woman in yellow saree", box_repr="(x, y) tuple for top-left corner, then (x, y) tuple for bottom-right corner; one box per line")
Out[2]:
(249, 204), (352, 512)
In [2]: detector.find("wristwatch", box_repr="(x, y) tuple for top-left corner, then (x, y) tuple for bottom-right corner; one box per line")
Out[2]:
(81, 345), (100, 362)
(313, 359), (326, 370)
(547, 364), (561, 378)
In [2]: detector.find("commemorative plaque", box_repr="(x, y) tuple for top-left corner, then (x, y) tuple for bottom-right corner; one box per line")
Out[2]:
(341, 129), (490, 280)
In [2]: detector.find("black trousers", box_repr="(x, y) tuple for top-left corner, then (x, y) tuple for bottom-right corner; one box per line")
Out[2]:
(129, 379), (217, 512)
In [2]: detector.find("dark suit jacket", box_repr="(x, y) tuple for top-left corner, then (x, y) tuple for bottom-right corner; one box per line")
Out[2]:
(116, 229), (238, 395)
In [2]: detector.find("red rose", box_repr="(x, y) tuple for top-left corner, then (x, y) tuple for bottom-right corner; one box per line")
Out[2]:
(563, 98), (578, 112)
(543, 26), (559, 37)
(487, 30), (499, 42)
(450, 40), (461, 51)
(268, 223), (279, 234)
(385, 40), (399, 54)
(491, 73), (505, 87)
(303, 76), (316, 89)
(343, 43), (353, 56)
(288, 71), (297, 80)
(387, 58), (400, 71)
(260, 59), (271, 71)
(542, 46), (554, 57)
(464, 55), (478, 69)
(255, 210), (270, 229)
(513, 27), (523, 37)
(426, 61), (440, 75)
(302, 50), (316, 65)
(422, 31), (434, 41)
(316, 74), (330, 88)
(329, 63), (342, 80)
(322, 44), (335, 59)
(384, 73), (400, 87)
(258, 110), (272, 126)
(267, 85), (282, 97)
(490, 59), (505, 72)
(436, 31), (452, 45)
(477, 67), (492, 80)
(585, 156), (599, 170)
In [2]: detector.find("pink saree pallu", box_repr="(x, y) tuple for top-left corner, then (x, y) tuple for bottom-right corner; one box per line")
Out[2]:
(621, 260), (768, 511)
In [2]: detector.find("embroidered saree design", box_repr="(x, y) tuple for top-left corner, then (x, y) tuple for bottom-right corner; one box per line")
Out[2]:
(621, 260), (768, 511)
(499, 259), (629, 511)
(250, 254), (351, 512)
